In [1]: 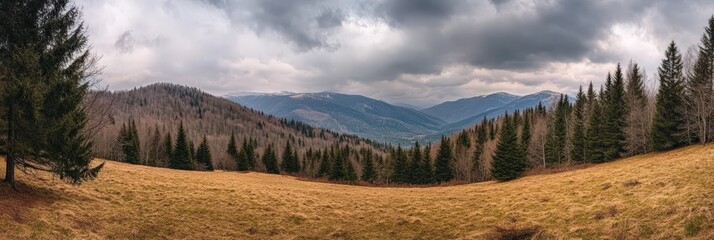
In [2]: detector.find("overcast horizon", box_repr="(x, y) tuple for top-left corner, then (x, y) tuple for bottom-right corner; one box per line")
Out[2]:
(78, 0), (714, 106)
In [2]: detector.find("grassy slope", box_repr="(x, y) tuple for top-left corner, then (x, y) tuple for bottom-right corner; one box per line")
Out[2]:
(1, 145), (713, 239)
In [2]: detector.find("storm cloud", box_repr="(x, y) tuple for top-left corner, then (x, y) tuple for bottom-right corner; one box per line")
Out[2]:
(76, 0), (714, 106)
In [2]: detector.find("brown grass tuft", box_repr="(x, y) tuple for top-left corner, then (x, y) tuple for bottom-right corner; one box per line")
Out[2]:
(594, 205), (619, 220)
(623, 179), (641, 187)
(491, 225), (543, 240)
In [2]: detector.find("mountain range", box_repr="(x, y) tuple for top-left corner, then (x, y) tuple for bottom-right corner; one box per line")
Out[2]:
(228, 90), (565, 144)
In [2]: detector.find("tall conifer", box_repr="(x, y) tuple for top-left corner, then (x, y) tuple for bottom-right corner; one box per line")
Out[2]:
(434, 136), (454, 183)
(652, 42), (687, 150)
(491, 113), (527, 181)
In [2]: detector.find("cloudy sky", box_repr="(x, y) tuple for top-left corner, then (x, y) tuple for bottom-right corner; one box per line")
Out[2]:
(77, 0), (714, 106)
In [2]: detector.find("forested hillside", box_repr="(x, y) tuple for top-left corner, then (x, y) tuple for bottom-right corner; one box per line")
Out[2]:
(90, 83), (388, 177)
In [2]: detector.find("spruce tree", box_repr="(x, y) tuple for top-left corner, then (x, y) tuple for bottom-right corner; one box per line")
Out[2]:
(408, 141), (422, 184)
(162, 132), (173, 167)
(602, 65), (628, 161)
(262, 145), (280, 174)
(456, 130), (471, 148)
(196, 135), (213, 170)
(651, 42), (687, 150)
(472, 122), (488, 181)
(390, 145), (409, 183)
(585, 90), (606, 163)
(345, 159), (357, 182)
(491, 113), (528, 181)
(170, 123), (194, 170)
(292, 149), (301, 173)
(226, 132), (238, 160)
(317, 147), (331, 177)
(243, 138), (256, 169)
(330, 146), (347, 181)
(361, 151), (376, 182)
(434, 136), (454, 183)
(189, 141), (197, 166)
(1, 0), (104, 188)
(420, 145), (434, 184)
(117, 123), (140, 164)
(521, 116), (531, 149)
(147, 126), (162, 166)
(570, 87), (587, 162)
(545, 95), (569, 165)
(280, 141), (299, 173)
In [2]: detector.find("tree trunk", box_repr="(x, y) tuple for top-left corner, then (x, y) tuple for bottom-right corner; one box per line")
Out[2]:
(3, 104), (17, 191)
(4, 154), (16, 190)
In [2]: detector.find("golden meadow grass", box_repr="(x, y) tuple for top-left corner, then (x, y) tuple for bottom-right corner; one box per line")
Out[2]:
(1, 144), (713, 239)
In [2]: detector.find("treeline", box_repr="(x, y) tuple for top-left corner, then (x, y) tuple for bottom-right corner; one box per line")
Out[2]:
(117, 120), (213, 170)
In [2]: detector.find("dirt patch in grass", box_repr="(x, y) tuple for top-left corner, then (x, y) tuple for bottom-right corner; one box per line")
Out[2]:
(487, 225), (544, 240)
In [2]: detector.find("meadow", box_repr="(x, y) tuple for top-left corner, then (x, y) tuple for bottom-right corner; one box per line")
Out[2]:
(1, 145), (713, 239)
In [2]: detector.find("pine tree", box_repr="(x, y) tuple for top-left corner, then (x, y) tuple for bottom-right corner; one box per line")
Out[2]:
(390, 145), (409, 183)
(585, 90), (606, 163)
(196, 135), (213, 170)
(1, 0), (104, 188)
(491, 113), (528, 181)
(408, 141), (422, 184)
(162, 132), (173, 167)
(317, 147), (331, 177)
(262, 144), (280, 174)
(330, 146), (347, 181)
(189, 141), (197, 166)
(521, 116), (531, 149)
(361, 150), (376, 182)
(170, 123), (194, 170)
(226, 131), (238, 159)
(243, 138), (256, 170)
(652, 42), (687, 150)
(456, 130), (470, 148)
(420, 145), (434, 184)
(345, 159), (357, 182)
(281, 141), (299, 173)
(570, 87), (587, 162)
(434, 136), (454, 183)
(545, 95), (569, 165)
(293, 149), (301, 173)
(472, 122), (488, 181)
(602, 65), (628, 161)
(117, 121), (141, 164)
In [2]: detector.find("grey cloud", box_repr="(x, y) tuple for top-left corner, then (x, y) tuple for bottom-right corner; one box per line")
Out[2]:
(377, 0), (464, 27)
(114, 31), (135, 53)
(79, 0), (714, 105)
(317, 8), (345, 28)
(204, 0), (347, 51)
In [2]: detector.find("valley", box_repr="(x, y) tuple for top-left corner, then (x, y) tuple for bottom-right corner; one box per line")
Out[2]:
(228, 90), (563, 144)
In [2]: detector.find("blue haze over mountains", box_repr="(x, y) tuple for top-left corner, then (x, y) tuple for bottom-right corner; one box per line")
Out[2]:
(228, 90), (566, 144)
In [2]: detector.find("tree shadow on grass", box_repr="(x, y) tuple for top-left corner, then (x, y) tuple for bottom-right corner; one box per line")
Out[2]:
(0, 181), (63, 224)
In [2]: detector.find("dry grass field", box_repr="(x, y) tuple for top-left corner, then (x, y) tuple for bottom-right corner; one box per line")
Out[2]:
(1, 145), (713, 239)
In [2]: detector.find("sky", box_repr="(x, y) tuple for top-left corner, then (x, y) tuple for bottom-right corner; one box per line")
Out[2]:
(76, 0), (714, 107)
